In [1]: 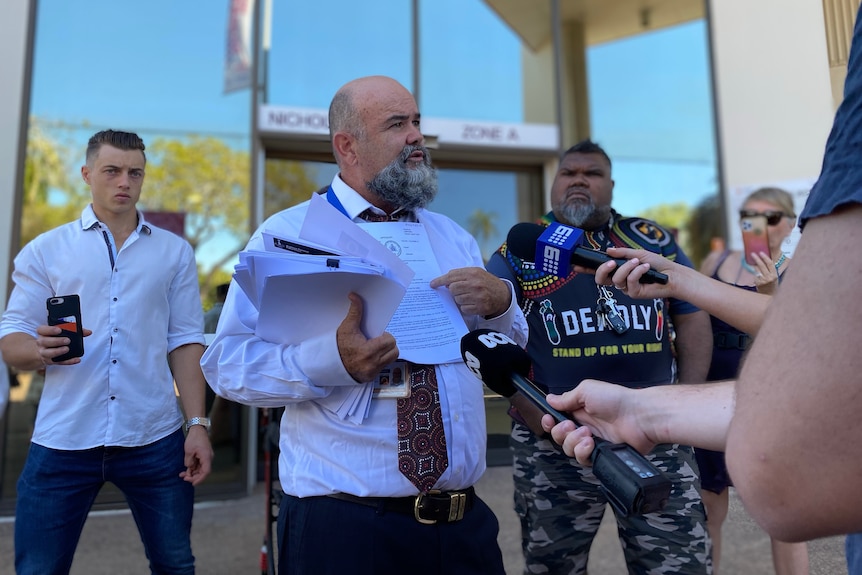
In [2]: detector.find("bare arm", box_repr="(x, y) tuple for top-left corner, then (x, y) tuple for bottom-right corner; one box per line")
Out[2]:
(595, 247), (772, 336)
(726, 204), (862, 542)
(670, 310), (712, 383)
(542, 380), (736, 462)
(0, 326), (92, 370)
(0, 332), (44, 371)
(169, 343), (213, 486)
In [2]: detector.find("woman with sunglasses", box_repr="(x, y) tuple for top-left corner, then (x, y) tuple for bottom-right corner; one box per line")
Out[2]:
(696, 186), (808, 575)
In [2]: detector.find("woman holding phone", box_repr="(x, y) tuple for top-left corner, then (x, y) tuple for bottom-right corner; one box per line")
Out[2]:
(696, 186), (807, 575)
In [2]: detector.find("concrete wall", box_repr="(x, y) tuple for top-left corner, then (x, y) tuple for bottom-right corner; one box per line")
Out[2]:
(708, 0), (836, 245)
(0, 0), (33, 306)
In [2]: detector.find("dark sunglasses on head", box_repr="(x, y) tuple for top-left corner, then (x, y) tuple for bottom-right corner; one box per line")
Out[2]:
(739, 210), (787, 226)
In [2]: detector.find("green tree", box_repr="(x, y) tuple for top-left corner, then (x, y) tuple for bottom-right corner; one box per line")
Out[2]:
(467, 208), (498, 261)
(199, 268), (234, 311)
(264, 158), (320, 218)
(145, 137), (249, 250)
(144, 137), (252, 295)
(685, 194), (725, 270)
(20, 125), (89, 247)
(639, 202), (694, 256)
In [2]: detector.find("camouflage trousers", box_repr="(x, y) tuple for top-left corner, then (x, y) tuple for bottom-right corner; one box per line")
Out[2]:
(511, 423), (712, 575)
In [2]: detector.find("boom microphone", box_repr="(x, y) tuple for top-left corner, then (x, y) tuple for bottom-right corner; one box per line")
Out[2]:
(460, 329), (671, 516)
(506, 222), (668, 285)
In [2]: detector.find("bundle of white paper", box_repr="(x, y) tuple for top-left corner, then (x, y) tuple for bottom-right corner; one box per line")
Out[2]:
(235, 193), (469, 424)
(232, 241), (408, 424)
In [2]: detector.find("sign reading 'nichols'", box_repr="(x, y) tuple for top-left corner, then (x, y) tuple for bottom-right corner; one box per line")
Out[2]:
(259, 104), (558, 151)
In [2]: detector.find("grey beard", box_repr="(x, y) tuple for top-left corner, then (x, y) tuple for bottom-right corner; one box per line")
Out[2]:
(554, 199), (611, 230)
(366, 145), (438, 211)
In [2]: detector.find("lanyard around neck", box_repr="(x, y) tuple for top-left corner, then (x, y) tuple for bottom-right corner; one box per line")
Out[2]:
(325, 186), (350, 219)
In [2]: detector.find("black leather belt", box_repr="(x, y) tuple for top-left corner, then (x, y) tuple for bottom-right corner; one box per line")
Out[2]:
(713, 331), (752, 350)
(326, 487), (475, 524)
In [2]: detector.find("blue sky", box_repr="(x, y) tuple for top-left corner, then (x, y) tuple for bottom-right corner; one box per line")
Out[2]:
(29, 0), (717, 261)
(587, 19), (717, 216)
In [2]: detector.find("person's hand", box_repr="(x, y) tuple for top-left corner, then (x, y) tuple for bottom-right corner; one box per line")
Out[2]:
(180, 427), (213, 486)
(509, 393), (549, 437)
(35, 324), (93, 366)
(336, 293), (399, 383)
(749, 251), (779, 294)
(590, 247), (682, 300)
(540, 421), (595, 465)
(430, 267), (511, 317)
(540, 380), (658, 464)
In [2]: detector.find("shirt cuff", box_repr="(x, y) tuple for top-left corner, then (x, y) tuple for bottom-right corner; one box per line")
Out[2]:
(295, 330), (360, 387)
(481, 278), (517, 331)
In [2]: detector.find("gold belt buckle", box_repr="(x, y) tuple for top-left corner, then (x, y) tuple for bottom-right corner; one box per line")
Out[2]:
(413, 490), (467, 524)
(414, 492), (437, 525)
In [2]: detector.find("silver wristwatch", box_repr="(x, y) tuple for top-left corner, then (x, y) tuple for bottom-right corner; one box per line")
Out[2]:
(184, 416), (211, 432)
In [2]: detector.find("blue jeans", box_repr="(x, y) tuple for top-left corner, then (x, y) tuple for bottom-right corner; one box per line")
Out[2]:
(847, 533), (862, 575)
(15, 429), (195, 575)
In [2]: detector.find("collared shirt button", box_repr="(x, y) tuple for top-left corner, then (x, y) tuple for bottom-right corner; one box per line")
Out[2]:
(113, 297), (118, 302)
(110, 396), (116, 400)
(112, 359), (117, 364)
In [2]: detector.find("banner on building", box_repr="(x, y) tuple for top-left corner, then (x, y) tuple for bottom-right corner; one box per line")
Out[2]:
(143, 211), (186, 238)
(224, 0), (255, 94)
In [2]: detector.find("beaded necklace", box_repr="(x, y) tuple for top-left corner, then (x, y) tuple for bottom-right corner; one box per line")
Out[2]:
(741, 252), (786, 275)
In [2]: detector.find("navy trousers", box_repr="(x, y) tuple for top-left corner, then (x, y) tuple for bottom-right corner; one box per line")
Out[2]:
(277, 492), (505, 575)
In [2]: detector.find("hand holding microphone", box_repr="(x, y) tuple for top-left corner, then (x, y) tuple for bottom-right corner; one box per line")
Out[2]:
(460, 329), (671, 516)
(506, 222), (668, 285)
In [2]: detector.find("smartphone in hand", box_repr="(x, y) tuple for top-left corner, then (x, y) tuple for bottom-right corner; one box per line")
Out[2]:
(740, 215), (770, 266)
(46, 294), (84, 362)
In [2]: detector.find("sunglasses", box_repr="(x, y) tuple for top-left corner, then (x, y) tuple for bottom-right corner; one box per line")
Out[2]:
(739, 210), (787, 226)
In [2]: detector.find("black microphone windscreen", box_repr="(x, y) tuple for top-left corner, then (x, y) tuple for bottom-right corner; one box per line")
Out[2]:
(460, 329), (531, 398)
(506, 223), (545, 262)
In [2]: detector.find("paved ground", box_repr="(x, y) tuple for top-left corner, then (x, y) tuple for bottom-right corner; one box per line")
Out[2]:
(0, 464), (847, 574)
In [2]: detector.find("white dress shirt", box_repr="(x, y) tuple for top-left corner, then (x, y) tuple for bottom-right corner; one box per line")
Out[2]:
(201, 176), (528, 497)
(0, 205), (205, 450)
(0, 358), (8, 416)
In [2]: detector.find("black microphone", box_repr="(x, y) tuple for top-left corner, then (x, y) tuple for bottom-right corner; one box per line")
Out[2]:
(461, 329), (671, 516)
(506, 222), (668, 285)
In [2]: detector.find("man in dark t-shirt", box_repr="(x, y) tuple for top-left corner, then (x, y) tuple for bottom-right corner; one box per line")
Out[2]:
(487, 139), (713, 575)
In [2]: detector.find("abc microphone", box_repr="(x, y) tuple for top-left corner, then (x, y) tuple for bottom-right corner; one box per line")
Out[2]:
(506, 222), (668, 285)
(461, 329), (671, 516)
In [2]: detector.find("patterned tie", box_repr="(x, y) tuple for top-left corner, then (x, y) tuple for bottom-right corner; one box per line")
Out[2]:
(358, 208), (406, 223)
(358, 208), (447, 491)
(397, 364), (448, 492)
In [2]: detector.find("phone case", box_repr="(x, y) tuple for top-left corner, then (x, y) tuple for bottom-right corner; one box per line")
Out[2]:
(740, 215), (770, 266)
(46, 294), (84, 362)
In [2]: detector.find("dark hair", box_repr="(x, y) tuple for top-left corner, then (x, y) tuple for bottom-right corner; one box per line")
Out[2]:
(86, 130), (146, 166)
(216, 283), (230, 300)
(562, 139), (612, 170)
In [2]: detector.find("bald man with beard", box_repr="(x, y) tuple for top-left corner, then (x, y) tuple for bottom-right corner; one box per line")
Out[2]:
(202, 76), (527, 575)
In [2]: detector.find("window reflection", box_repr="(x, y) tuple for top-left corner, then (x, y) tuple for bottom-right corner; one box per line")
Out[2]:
(266, 0), (413, 109)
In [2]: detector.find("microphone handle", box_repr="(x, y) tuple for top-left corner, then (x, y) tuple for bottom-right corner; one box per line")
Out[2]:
(511, 373), (571, 424)
(509, 372), (672, 516)
(511, 373), (612, 451)
(572, 247), (668, 285)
